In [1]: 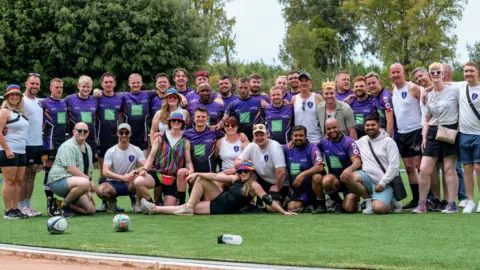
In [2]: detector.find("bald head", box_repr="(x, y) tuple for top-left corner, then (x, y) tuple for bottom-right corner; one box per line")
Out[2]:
(389, 63), (406, 86)
(442, 63), (453, 82)
(325, 118), (341, 140)
(73, 122), (89, 143)
(74, 122), (88, 130)
(325, 118), (339, 129)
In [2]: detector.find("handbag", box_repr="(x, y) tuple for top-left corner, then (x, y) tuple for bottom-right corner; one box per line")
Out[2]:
(435, 125), (458, 145)
(368, 141), (407, 201)
(466, 84), (480, 121)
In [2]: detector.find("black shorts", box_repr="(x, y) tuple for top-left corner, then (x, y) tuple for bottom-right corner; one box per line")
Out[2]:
(0, 151), (27, 167)
(105, 180), (131, 196)
(26, 146), (43, 165)
(257, 175), (288, 201)
(86, 140), (98, 163)
(130, 140), (148, 151)
(210, 192), (244, 215)
(193, 158), (217, 173)
(149, 172), (177, 198)
(423, 124), (458, 159)
(42, 149), (58, 162)
(395, 128), (422, 158)
(97, 145), (114, 159)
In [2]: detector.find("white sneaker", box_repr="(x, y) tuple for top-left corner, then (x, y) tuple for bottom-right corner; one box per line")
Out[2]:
(462, 200), (476, 214)
(362, 199), (374, 214)
(391, 199), (403, 213)
(459, 199), (468, 208)
(22, 207), (42, 217)
(477, 200), (480, 213)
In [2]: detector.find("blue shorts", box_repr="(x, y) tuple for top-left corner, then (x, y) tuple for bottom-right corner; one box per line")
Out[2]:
(459, 133), (480, 165)
(49, 178), (70, 198)
(105, 180), (130, 196)
(357, 170), (393, 205)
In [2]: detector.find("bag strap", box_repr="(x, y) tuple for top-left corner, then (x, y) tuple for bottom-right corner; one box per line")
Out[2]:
(466, 85), (480, 122)
(367, 140), (386, 174)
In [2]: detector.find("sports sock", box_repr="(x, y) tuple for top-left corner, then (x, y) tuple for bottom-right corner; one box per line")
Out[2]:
(178, 192), (186, 205)
(18, 201), (25, 208)
(328, 192), (342, 204)
(410, 184), (419, 203)
(129, 194), (136, 204)
(25, 198), (30, 208)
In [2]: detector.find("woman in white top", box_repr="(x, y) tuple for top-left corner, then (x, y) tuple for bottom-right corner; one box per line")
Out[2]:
(150, 89), (189, 145)
(414, 63), (460, 214)
(0, 85), (29, 219)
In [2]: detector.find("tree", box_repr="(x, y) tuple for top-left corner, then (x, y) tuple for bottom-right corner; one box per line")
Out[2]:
(466, 41), (480, 65)
(0, 0), (211, 95)
(278, 0), (359, 70)
(344, 0), (466, 72)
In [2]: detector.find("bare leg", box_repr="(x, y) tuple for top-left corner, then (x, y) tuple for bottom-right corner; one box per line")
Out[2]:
(14, 167), (26, 208)
(186, 178), (222, 206)
(430, 165), (441, 199)
(443, 156), (458, 202)
(312, 174), (324, 200)
(464, 164), (475, 200)
(2, 167), (19, 211)
(343, 193), (359, 213)
(133, 175), (156, 203)
(404, 157), (420, 203)
(419, 156), (438, 201)
(372, 200), (389, 214)
(72, 194), (96, 215)
(163, 195), (177, 206)
(65, 177), (90, 204)
(475, 164), (480, 199)
(20, 164), (38, 206)
(95, 183), (116, 202)
(345, 172), (371, 199)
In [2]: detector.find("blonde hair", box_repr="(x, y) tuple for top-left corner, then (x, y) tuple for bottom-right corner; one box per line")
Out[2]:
(50, 78), (63, 87)
(128, 73), (142, 82)
(158, 96), (180, 124)
(1, 98), (25, 115)
(240, 172), (257, 197)
(429, 62), (443, 72)
(78, 75), (92, 85)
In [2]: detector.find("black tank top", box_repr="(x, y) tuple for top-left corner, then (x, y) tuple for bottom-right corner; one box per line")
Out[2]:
(226, 180), (253, 211)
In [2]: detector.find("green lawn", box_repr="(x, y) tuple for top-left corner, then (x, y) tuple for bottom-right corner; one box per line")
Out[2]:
(0, 171), (479, 270)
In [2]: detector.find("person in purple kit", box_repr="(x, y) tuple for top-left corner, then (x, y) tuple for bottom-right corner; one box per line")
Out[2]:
(149, 73), (171, 114)
(283, 125), (326, 213)
(249, 74), (271, 104)
(264, 86), (293, 145)
(222, 77), (262, 142)
(173, 68), (195, 97)
(187, 83), (224, 129)
(185, 70), (220, 103)
(347, 76), (376, 137)
(286, 70), (300, 102)
(65, 75), (99, 162)
(218, 75), (239, 109)
(42, 78), (68, 216)
(365, 72), (395, 137)
(335, 71), (354, 101)
(318, 118), (362, 213)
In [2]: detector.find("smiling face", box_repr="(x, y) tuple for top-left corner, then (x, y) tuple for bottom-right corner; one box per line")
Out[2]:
(325, 119), (341, 140)
(117, 128), (131, 143)
(128, 75), (142, 93)
(218, 78), (232, 94)
(428, 67), (443, 82)
(78, 82), (92, 98)
(269, 88), (283, 106)
(174, 71), (188, 87)
(365, 119), (380, 138)
(253, 131), (268, 148)
(365, 76), (382, 96)
(250, 78), (262, 94)
(73, 122), (89, 142)
(199, 87), (211, 103)
(335, 73), (350, 92)
(353, 80), (367, 98)
(166, 94), (180, 106)
(413, 70), (431, 88)
(7, 93), (21, 107)
(323, 87), (336, 104)
(464, 64), (479, 83)
(156, 77), (170, 95)
(288, 72), (299, 89)
(292, 129), (307, 147)
(194, 110), (208, 128)
(26, 76), (41, 97)
(101, 76), (116, 94)
(299, 77), (312, 92)
(195, 76), (209, 87)
(238, 170), (252, 181)
(389, 64), (406, 84)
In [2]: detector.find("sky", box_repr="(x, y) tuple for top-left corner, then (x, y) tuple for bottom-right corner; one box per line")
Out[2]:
(225, 0), (479, 66)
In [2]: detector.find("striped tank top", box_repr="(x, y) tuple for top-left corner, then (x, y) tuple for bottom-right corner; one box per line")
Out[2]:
(154, 133), (185, 176)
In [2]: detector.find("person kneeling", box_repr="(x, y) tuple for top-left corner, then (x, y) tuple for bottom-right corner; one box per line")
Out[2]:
(140, 161), (297, 216)
(46, 123), (96, 217)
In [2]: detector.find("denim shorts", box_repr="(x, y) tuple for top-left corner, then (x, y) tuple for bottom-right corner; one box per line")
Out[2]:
(49, 178), (70, 198)
(459, 133), (480, 165)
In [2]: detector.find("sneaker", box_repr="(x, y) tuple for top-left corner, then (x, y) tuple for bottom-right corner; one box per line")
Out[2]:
(25, 207), (42, 217)
(477, 200), (480, 213)
(462, 200), (476, 214)
(333, 203), (344, 214)
(402, 199), (417, 209)
(391, 199), (403, 214)
(106, 200), (116, 213)
(173, 204), (194, 216)
(436, 200), (448, 212)
(97, 201), (107, 213)
(326, 198), (336, 209)
(115, 205), (125, 212)
(441, 202), (458, 214)
(47, 197), (57, 217)
(412, 201), (427, 214)
(131, 202), (135, 212)
(133, 203), (142, 214)
(312, 201), (327, 214)
(362, 199), (374, 214)
(459, 199), (468, 208)
(61, 205), (74, 218)
(3, 209), (22, 220)
(140, 198), (156, 215)
(427, 198), (440, 212)
(360, 201), (366, 210)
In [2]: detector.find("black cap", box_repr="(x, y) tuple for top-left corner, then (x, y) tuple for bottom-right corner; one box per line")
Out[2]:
(217, 236), (224, 244)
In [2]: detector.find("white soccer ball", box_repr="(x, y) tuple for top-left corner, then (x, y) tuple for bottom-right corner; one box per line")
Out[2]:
(47, 216), (68, 234)
(113, 214), (130, 232)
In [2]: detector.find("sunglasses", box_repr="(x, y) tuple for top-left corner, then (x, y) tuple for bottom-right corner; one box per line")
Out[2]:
(238, 170), (251, 175)
(430, 70), (442, 75)
(28, 73), (40, 77)
(252, 124), (266, 131)
(118, 131), (130, 136)
(170, 119), (183, 123)
(225, 124), (237, 128)
(167, 95), (178, 100)
(302, 100), (306, 111)
(75, 129), (89, 134)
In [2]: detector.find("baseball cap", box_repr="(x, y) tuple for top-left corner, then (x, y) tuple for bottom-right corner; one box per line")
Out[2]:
(4, 85), (22, 96)
(298, 72), (312, 81)
(118, 123), (131, 132)
(195, 70), (209, 78)
(168, 112), (185, 122)
(252, 124), (267, 134)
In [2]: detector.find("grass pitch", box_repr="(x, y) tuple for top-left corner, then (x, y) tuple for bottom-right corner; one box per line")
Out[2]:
(0, 171), (479, 270)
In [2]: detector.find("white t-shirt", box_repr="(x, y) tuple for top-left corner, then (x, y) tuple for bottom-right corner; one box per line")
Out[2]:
(239, 140), (286, 185)
(103, 144), (146, 181)
(456, 81), (480, 134)
(426, 85), (459, 126)
(23, 97), (43, 146)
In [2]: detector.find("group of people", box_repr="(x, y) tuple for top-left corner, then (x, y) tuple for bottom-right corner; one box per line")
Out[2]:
(2, 61), (480, 219)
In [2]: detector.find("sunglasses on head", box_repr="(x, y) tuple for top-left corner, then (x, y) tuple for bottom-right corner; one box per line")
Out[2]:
(28, 73), (40, 78)
(430, 70), (442, 75)
(238, 170), (251, 175)
(76, 129), (89, 134)
(118, 130), (130, 136)
(252, 124), (266, 131)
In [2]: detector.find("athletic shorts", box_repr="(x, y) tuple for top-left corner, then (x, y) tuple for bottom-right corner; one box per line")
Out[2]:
(97, 145), (113, 159)
(257, 175), (288, 201)
(328, 174), (351, 196)
(210, 192), (244, 215)
(49, 178), (70, 198)
(193, 158), (217, 173)
(357, 170), (393, 205)
(395, 128), (422, 158)
(423, 124), (458, 159)
(148, 171), (177, 198)
(43, 149), (58, 162)
(287, 177), (316, 206)
(26, 145), (43, 165)
(105, 180), (130, 196)
(459, 133), (480, 165)
(0, 151), (26, 167)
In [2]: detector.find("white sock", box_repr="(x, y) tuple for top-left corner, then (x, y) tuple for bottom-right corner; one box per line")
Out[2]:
(18, 201), (25, 208)
(25, 198), (31, 208)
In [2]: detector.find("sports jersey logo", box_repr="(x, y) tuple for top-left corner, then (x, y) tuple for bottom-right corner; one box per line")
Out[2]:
(233, 146), (239, 152)
(383, 96), (389, 103)
(401, 92), (407, 99)
(128, 155), (135, 162)
(473, 93), (478, 100)
(307, 101), (313, 109)
(264, 155), (269, 162)
(385, 103), (391, 108)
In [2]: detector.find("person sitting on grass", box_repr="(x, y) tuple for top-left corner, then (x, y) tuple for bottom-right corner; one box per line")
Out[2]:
(139, 161), (297, 216)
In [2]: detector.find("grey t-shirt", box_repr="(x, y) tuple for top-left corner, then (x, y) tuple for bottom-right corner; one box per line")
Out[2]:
(103, 144), (146, 181)
(456, 81), (480, 134)
(426, 85), (459, 126)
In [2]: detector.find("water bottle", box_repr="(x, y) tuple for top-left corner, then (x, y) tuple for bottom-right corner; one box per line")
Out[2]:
(217, 234), (242, 245)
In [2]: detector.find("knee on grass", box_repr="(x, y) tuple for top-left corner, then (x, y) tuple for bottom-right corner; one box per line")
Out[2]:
(372, 201), (389, 214)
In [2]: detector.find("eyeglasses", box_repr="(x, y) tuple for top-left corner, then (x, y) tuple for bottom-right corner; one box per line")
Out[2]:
(238, 170), (251, 175)
(302, 100), (306, 111)
(75, 129), (89, 134)
(430, 70), (442, 75)
(167, 95), (178, 100)
(170, 119), (183, 123)
(28, 73), (40, 77)
(118, 131), (130, 136)
(225, 124), (237, 128)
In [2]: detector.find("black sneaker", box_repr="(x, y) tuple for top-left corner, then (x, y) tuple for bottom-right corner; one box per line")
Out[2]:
(427, 198), (440, 212)
(360, 201), (367, 210)
(47, 197), (57, 217)
(334, 203), (344, 213)
(62, 205), (74, 218)
(115, 205), (125, 212)
(435, 200), (448, 212)
(402, 200), (418, 209)
(3, 209), (21, 220)
(96, 201), (107, 213)
(15, 209), (28, 219)
(312, 203), (327, 214)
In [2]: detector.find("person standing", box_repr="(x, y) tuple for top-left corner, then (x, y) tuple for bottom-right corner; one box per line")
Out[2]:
(365, 72), (395, 137)
(218, 75), (239, 110)
(264, 86), (294, 145)
(335, 71), (354, 101)
(286, 70), (300, 102)
(347, 76), (376, 137)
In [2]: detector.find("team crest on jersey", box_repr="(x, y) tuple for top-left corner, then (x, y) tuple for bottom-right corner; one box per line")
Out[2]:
(264, 155), (269, 162)
(401, 92), (407, 99)
(473, 93), (478, 100)
(385, 103), (391, 108)
(307, 101), (313, 109)
(382, 96), (389, 103)
(233, 146), (239, 152)
(128, 155), (135, 162)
